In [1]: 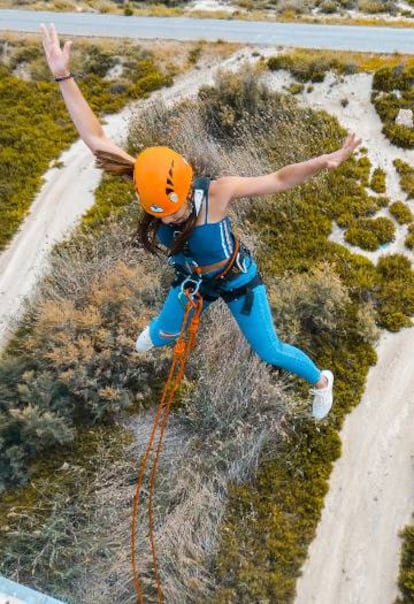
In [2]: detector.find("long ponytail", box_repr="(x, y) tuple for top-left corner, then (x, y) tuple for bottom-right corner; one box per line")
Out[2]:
(94, 149), (135, 178)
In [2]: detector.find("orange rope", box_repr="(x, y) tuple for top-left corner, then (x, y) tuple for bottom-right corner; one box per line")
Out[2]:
(131, 291), (203, 603)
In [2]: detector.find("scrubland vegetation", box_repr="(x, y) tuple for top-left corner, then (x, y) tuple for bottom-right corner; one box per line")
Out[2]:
(0, 35), (177, 250)
(267, 51), (414, 153)
(394, 158), (414, 198)
(1, 55), (414, 602)
(372, 63), (414, 149)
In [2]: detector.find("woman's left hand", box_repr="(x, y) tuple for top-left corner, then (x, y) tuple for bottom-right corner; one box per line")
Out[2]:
(41, 23), (72, 79)
(324, 132), (362, 169)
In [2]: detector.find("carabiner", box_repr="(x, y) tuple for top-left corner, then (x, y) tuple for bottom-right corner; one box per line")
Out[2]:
(180, 275), (201, 300)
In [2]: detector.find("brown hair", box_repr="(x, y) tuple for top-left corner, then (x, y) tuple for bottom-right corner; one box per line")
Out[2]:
(94, 149), (197, 256)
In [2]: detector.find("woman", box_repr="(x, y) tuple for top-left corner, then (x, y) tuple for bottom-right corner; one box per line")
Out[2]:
(41, 24), (361, 420)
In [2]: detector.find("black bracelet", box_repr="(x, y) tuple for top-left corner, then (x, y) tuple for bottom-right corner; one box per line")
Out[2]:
(54, 73), (74, 82)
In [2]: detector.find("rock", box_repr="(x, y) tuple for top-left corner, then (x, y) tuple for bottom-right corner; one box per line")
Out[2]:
(395, 108), (413, 128)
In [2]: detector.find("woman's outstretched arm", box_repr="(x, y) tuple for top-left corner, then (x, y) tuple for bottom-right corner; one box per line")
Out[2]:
(211, 132), (362, 207)
(41, 23), (134, 162)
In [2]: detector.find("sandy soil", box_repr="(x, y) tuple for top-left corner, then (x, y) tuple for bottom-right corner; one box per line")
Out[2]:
(295, 327), (414, 604)
(0, 46), (413, 603)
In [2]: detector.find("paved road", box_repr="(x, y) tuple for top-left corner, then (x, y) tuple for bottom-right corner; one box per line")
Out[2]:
(0, 8), (413, 53)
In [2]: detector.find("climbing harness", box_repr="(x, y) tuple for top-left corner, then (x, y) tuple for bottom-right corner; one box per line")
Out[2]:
(171, 237), (263, 316)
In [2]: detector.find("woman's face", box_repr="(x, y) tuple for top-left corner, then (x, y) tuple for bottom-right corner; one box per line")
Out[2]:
(160, 199), (191, 225)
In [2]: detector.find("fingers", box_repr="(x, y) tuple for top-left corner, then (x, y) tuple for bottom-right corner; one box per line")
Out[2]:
(40, 23), (60, 48)
(63, 40), (73, 61)
(40, 22), (52, 42)
(343, 132), (361, 151)
(50, 23), (60, 46)
(40, 23), (49, 49)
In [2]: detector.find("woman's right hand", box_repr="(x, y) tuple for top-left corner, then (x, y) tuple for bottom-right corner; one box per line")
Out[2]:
(40, 23), (72, 79)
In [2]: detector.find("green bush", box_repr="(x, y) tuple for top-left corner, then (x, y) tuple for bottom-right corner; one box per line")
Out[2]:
(405, 233), (414, 249)
(344, 216), (396, 250)
(9, 43), (42, 70)
(319, 0), (338, 13)
(375, 195), (390, 208)
(359, 0), (396, 13)
(370, 167), (386, 193)
(337, 212), (356, 228)
(371, 91), (400, 122)
(394, 158), (414, 198)
(199, 66), (269, 139)
(405, 223), (414, 249)
(373, 64), (413, 92)
(372, 64), (414, 149)
(375, 254), (414, 330)
(383, 123), (414, 149)
(396, 521), (414, 603)
(188, 44), (203, 64)
(267, 54), (342, 83)
(338, 0), (357, 7)
(81, 45), (118, 78)
(288, 82), (305, 94)
(389, 201), (413, 224)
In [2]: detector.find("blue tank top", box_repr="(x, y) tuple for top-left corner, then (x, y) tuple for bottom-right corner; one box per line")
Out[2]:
(156, 179), (236, 270)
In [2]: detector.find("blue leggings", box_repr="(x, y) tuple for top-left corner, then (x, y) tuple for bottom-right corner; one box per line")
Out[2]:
(149, 265), (321, 385)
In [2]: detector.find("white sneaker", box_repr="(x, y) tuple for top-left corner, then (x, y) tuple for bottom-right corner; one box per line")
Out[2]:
(311, 369), (334, 420)
(135, 326), (154, 352)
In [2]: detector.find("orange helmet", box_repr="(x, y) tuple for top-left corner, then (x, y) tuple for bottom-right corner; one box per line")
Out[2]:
(133, 146), (193, 217)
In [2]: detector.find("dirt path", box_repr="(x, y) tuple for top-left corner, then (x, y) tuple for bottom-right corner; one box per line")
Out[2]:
(295, 327), (414, 604)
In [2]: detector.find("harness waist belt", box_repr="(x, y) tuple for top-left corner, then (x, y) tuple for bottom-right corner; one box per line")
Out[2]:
(220, 272), (263, 315)
(170, 239), (262, 315)
(171, 240), (251, 283)
(173, 271), (263, 315)
(193, 258), (229, 274)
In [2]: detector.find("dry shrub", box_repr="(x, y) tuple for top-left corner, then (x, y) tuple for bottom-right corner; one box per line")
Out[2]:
(39, 214), (147, 304)
(268, 262), (352, 343)
(128, 94), (268, 182)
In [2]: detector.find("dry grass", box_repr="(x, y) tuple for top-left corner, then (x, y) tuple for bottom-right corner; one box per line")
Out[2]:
(270, 47), (414, 73)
